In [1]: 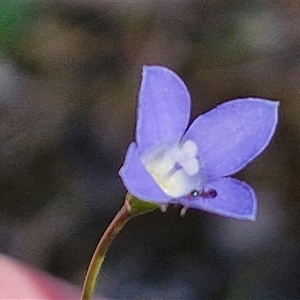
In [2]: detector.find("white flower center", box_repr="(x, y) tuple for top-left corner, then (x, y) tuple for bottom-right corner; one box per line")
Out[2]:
(141, 140), (202, 198)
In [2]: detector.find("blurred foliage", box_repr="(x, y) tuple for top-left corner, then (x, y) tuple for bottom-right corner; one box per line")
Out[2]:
(0, 1), (36, 56)
(0, 1), (29, 44)
(0, 1), (299, 299)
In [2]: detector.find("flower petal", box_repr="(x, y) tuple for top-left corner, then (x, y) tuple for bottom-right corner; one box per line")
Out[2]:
(136, 66), (191, 154)
(179, 178), (257, 220)
(184, 98), (279, 178)
(119, 142), (171, 203)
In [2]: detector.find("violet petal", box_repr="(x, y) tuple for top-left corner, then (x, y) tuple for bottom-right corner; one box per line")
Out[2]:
(179, 177), (257, 220)
(184, 98), (279, 179)
(119, 142), (171, 203)
(136, 66), (191, 155)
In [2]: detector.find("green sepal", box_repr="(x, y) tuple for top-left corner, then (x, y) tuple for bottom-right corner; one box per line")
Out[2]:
(126, 193), (159, 217)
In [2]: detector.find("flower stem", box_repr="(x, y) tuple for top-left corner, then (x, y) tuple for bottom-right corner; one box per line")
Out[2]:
(80, 194), (132, 300)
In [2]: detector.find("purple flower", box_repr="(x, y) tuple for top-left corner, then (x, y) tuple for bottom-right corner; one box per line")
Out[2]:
(119, 66), (279, 220)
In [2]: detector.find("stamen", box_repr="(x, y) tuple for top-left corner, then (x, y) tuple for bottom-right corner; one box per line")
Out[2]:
(170, 140), (199, 176)
(181, 140), (198, 157)
(163, 169), (194, 197)
(159, 204), (168, 213)
(148, 155), (175, 178)
(181, 157), (199, 175)
(141, 140), (202, 198)
(180, 206), (189, 217)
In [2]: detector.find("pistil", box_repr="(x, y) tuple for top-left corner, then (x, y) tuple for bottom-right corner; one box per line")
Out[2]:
(142, 140), (201, 197)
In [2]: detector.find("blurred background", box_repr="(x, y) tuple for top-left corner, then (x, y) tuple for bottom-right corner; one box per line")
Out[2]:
(0, 1), (298, 299)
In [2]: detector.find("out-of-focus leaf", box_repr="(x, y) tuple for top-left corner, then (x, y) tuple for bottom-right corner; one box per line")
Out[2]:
(0, 1), (35, 53)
